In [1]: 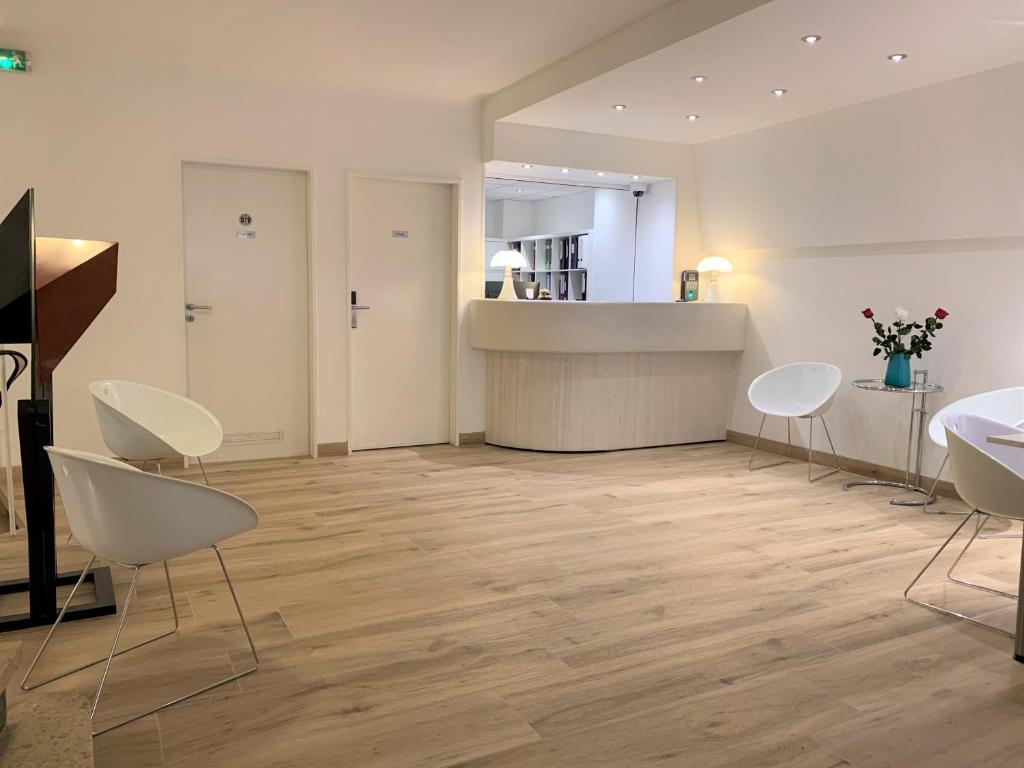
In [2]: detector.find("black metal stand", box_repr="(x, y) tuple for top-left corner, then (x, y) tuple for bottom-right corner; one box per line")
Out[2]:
(0, 399), (117, 633)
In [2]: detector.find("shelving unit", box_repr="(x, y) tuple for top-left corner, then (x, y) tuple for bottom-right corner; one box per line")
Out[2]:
(508, 230), (592, 301)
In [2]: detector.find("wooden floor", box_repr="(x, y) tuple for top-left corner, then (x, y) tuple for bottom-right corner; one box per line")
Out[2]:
(3, 441), (1024, 767)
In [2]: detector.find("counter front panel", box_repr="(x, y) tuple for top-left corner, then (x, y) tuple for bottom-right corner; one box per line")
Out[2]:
(471, 301), (747, 453)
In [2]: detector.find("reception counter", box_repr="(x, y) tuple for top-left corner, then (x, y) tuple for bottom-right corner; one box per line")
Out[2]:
(470, 300), (747, 452)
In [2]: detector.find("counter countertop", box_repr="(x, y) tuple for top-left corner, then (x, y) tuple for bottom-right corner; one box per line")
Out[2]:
(469, 299), (746, 354)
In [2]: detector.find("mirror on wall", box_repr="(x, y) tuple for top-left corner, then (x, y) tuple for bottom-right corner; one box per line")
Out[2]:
(483, 161), (676, 302)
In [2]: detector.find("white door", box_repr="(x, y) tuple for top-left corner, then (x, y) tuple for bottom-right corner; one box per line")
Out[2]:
(349, 177), (452, 450)
(182, 164), (310, 461)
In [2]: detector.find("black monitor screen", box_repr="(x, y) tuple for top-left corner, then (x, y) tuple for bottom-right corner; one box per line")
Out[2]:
(0, 189), (33, 344)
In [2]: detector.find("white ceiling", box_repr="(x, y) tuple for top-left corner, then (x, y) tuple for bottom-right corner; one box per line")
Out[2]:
(1, 0), (676, 103)
(501, 0), (1024, 143)
(485, 179), (596, 203)
(485, 161), (664, 191)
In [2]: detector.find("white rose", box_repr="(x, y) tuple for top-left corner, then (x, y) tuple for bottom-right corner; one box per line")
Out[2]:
(894, 307), (909, 323)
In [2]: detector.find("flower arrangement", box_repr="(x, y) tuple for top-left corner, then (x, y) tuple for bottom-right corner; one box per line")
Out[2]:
(860, 306), (949, 387)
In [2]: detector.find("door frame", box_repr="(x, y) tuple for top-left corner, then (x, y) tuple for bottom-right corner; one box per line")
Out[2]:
(177, 157), (319, 459)
(345, 171), (461, 453)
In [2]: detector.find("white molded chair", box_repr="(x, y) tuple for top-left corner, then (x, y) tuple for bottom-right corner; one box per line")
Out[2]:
(22, 447), (260, 736)
(924, 386), (1024, 512)
(90, 380), (223, 483)
(747, 362), (843, 482)
(905, 414), (1024, 660)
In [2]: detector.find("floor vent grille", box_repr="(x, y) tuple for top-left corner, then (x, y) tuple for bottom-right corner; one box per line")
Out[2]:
(222, 430), (284, 446)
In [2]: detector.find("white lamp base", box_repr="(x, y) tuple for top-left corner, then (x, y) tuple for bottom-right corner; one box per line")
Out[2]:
(703, 271), (721, 303)
(497, 266), (518, 300)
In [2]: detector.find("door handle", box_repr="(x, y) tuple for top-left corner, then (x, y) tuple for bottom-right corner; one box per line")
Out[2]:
(351, 305), (371, 329)
(185, 303), (213, 311)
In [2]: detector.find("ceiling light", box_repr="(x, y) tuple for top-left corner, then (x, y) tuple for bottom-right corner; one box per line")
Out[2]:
(560, 168), (570, 174)
(521, 164), (533, 169)
(887, 52), (908, 63)
(686, 114), (700, 122)
(801, 34), (822, 44)
(632, 175), (641, 180)
(691, 74), (708, 83)
(613, 104), (626, 111)
(771, 88), (787, 97)
(514, 188), (524, 193)
(596, 172), (605, 177)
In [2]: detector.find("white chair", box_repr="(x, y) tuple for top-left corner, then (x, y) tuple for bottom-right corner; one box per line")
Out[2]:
(747, 362), (843, 482)
(924, 386), (1024, 512)
(905, 413), (1024, 660)
(90, 380), (223, 484)
(21, 447), (259, 736)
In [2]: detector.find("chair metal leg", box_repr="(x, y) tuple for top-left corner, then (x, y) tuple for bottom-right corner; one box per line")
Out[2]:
(905, 509), (1015, 638)
(21, 559), (180, 692)
(91, 567), (142, 722)
(90, 545), (260, 736)
(944, 514), (1018, 599)
(748, 414), (792, 472)
(196, 456), (210, 486)
(807, 417), (841, 483)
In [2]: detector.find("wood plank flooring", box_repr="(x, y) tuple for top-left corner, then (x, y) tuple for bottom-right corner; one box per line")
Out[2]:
(3, 441), (1024, 767)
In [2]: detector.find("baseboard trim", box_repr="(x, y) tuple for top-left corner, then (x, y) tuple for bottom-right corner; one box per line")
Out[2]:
(458, 432), (486, 447)
(317, 441), (349, 457)
(725, 429), (959, 500)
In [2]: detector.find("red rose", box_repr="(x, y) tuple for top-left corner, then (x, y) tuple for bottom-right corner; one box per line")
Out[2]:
(934, 308), (949, 319)
(861, 308), (874, 318)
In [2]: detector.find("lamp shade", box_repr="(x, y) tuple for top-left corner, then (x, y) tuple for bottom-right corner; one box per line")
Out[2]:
(696, 256), (733, 273)
(490, 249), (528, 269)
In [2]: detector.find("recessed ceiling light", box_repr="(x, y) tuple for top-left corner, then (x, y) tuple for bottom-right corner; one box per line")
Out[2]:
(613, 104), (626, 111)
(632, 175), (641, 180)
(887, 52), (908, 63)
(521, 164), (533, 169)
(801, 34), (822, 44)
(514, 188), (525, 193)
(691, 74), (708, 83)
(771, 88), (787, 97)
(596, 172), (605, 177)
(560, 168), (570, 174)
(686, 114), (700, 122)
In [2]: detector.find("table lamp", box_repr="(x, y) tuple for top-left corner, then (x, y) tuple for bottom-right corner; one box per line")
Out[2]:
(490, 249), (528, 300)
(696, 256), (732, 303)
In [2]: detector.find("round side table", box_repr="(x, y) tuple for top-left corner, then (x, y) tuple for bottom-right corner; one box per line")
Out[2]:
(842, 372), (943, 506)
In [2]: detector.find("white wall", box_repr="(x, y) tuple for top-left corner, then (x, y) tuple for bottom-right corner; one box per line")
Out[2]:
(589, 189), (637, 302)
(695, 61), (1024, 478)
(531, 190), (595, 235)
(0, 7), (486, 461)
(484, 201), (502, 239)
(634, 180), (676, 302)
(498, 201), (533, 240)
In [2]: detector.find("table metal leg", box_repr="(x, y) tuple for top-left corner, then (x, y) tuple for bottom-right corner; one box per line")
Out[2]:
(1015, 533), (1024, 663)
(844, 374), (936, 507)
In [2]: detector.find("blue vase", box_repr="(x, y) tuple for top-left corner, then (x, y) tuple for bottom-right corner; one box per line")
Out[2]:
(884, 354), (911, 388)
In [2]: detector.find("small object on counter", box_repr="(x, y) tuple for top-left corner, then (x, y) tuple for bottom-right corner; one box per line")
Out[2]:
(538, 289), (552, 300)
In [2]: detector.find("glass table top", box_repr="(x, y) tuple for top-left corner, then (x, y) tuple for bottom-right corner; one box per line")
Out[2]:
(851, 378), (943, 394)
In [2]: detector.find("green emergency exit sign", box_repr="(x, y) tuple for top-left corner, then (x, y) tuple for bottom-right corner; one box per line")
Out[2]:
(0, 49), (29, 72)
